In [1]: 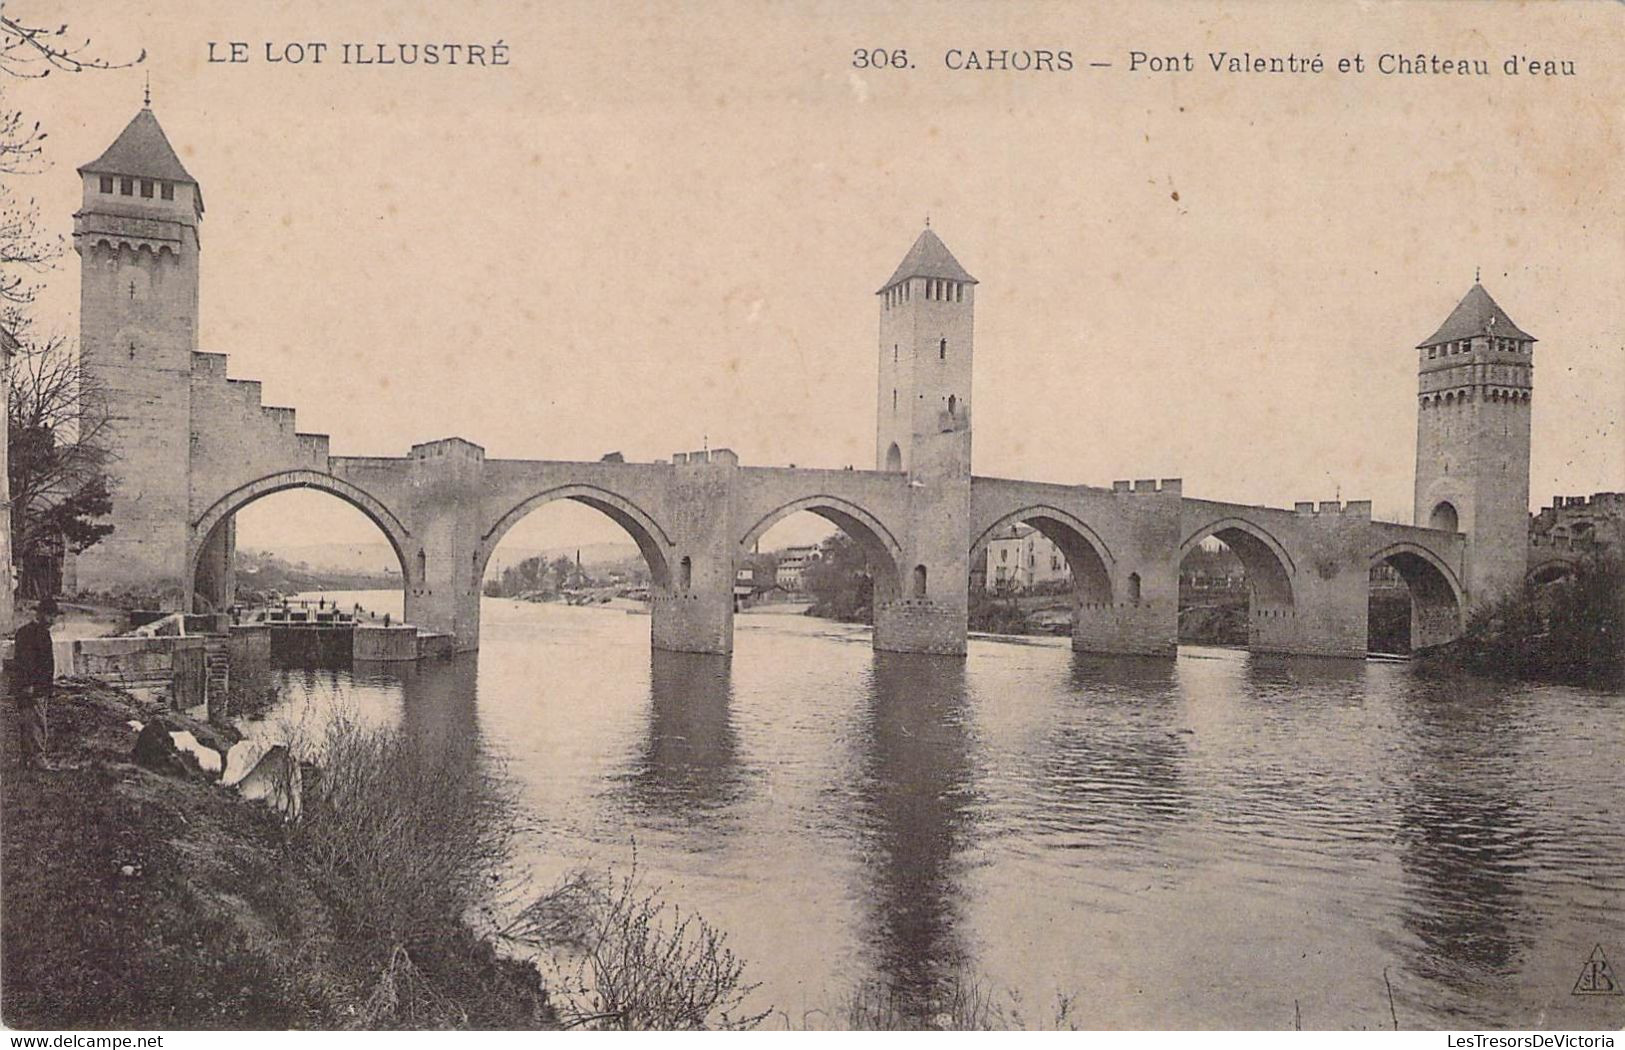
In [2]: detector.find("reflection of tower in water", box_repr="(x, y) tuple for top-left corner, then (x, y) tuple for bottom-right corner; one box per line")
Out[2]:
(619, 651), (747, 823)
(1391, 680), (1535, 999)
(852, 653), (977, 1020)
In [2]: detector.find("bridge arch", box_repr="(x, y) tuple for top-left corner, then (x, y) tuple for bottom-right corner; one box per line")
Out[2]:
(480, 484), (674, 588)
(1528, 558), (1578, 586)
(739, 494), (905, 598)
(187, 470), (413, 612)
(1370, 541), (1465, 651)
(970, 505), (1116, 604)
(1180, 517), (1296, 608)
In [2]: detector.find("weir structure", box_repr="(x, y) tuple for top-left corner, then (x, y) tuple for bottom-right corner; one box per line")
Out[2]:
(73, 105), (1542, 659)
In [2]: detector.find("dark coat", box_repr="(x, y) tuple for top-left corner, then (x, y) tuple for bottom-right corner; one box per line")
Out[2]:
(13, 621), (54, 696)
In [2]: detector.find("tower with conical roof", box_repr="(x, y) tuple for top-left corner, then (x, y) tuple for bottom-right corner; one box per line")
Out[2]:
(73, 103), (204, 597)
(868, 228), (975, 655)
(875, 226), (976, 475)
(1413, 281), (1537, 606)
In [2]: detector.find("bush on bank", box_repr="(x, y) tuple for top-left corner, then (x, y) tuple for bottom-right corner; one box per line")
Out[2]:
(1423, 555), (1623, 689)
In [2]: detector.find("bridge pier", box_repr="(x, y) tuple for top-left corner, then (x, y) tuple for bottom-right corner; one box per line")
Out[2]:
(872, 428), (971, 657)
(1073, 599), (1177, 657)
(650, 451), (739, 655)
(401, 439), (487, 652)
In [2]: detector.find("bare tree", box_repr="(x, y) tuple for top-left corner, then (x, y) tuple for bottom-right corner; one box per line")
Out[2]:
(0, 14), (144, 314)
(0, 105), (55, 314)
(6, 331), (115, 593)
(1, 13), (142, 593)
(0, 14), (144, 78)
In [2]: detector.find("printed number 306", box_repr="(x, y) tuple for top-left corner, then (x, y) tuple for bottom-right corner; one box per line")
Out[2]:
(853, 49), (911, 69)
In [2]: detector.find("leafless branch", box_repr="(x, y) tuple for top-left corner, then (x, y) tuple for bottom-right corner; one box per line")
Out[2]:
(0, 14), (145, 78)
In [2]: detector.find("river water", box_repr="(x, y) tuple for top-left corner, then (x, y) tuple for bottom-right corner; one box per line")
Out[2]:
(265, 590), (1624, 1029)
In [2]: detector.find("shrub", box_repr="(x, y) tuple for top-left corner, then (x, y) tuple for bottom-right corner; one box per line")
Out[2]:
(288, 716), (512, 950)
(499, 860), (766, 1030)
(1434, 554), (1622, 688)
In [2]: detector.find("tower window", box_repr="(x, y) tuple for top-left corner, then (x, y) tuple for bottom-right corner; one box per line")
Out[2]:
(893, 344), (898, 363)
(956, 283), (963, 302)
(161, 181), (174, 201)
(912, 564), (928, 598)
(140, 179), (154, 198)
(119, 177), (133, 195)
(939, 338), (947, 360)
(1127, 572), (1142, 603)
(1427, 347), (1437, 360)
(98, 175), (114, 193)
(947, 394), (957, 415)
(892, 389), (897, 413)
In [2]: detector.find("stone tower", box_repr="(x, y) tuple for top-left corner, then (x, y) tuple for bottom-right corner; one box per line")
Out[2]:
(871, 228), (975, 654)
(875, 227), (976, 475)
(72, 106), (203, 603)
(1413, 282), (1536, 607)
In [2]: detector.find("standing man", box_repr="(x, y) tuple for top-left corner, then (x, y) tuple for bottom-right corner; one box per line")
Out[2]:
(12, 597), (58, 770)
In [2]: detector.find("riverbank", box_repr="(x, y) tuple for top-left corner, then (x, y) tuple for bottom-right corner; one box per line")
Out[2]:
(0, 679), (552, 1029)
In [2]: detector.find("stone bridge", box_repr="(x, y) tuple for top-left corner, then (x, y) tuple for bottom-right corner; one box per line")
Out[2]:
(170, 356), (1467, 658)
(70, 106), (1507, 660)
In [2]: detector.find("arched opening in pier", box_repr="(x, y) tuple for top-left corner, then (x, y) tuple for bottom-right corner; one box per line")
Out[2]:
(478, 487), (673, 622)
(1177, 521), (1295, 651)
(1528, 561), (1577, 587)
(1368, 544), (1464, 655)
(737, 497), (904, 626)
(190, 472), (412, 626)
(968, 508), (1113, 639)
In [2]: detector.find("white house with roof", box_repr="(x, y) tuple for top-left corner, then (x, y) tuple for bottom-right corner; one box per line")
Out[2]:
(983, 523), (1070, 593)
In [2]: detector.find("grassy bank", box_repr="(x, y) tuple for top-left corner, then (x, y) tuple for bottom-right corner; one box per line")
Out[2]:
(0, 680), (551, 1029)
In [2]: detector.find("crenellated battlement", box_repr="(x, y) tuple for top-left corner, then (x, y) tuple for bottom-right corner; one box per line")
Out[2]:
(229, 379), (262, 407)
(671, 448), (739, 466)
(296, 433), (330, 459)
(1540, 492), (1624, 514)
(1293, 500), (1372, 518)
(1111, 478), (1182, 495)
(191, 352), (228, 377)
(411, 437), (486, 462)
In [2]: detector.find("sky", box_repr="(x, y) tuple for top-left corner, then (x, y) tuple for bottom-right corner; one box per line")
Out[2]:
(8, 0), (1622, 561)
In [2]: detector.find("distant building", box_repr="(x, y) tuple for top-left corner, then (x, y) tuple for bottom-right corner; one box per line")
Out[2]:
(1530, 492), (1624, 551)
(983, 523), (1070, 592)
(774, 545), (822, 591)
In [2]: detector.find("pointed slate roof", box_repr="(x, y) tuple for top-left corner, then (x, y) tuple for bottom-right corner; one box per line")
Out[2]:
(878, 228), (977, 292)
(79, 107), (197, 185)
(1418, 283), (1534, 348)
